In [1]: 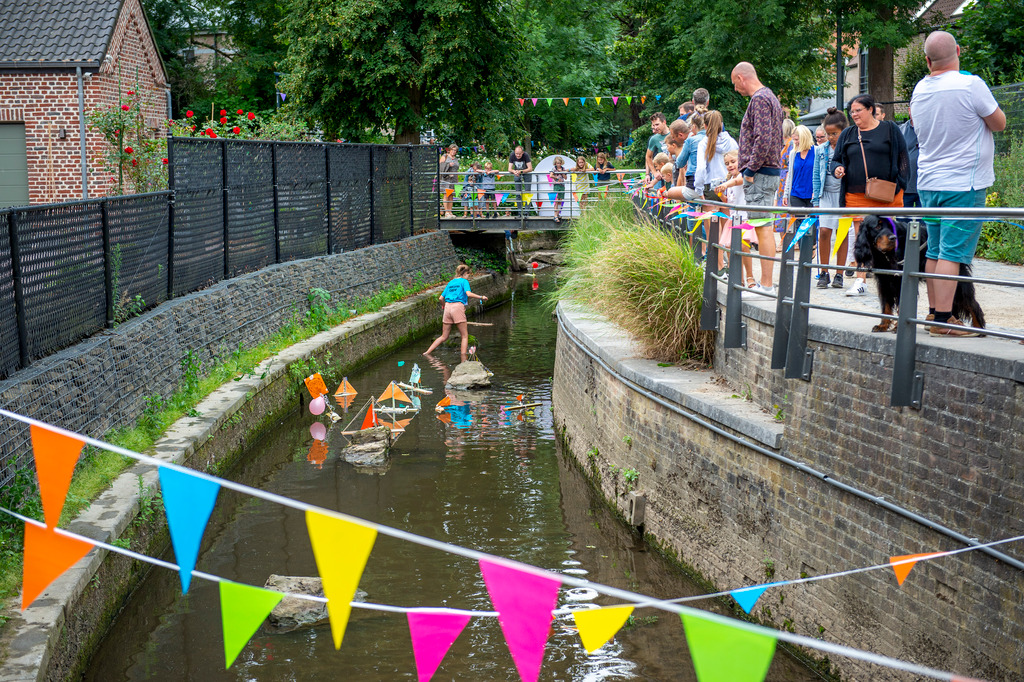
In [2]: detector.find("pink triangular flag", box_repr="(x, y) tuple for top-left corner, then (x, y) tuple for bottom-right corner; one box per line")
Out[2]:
(612, 96), (619, 105)
(408, 611), (471, 682)
(479, 559), (560, 682)
(531, 98), (538, 106)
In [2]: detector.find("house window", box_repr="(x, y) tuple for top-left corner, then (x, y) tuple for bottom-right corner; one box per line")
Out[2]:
(859, 49), (869, 94)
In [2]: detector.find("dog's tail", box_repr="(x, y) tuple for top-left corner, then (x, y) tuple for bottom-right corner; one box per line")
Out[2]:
(952, 263), (986, 330)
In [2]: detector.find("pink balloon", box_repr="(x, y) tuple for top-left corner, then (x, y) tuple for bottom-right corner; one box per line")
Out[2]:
(309, 422), (327, 440)
(309, 396), (326, 415)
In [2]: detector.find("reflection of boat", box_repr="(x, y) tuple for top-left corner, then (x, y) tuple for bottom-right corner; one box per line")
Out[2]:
(503, 394), (541, 411)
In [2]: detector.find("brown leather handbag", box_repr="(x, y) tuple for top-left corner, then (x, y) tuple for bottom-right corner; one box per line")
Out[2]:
(859, 128), (897, 203)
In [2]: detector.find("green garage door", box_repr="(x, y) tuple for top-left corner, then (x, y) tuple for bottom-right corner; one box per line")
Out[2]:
(0, 123), (30, 208)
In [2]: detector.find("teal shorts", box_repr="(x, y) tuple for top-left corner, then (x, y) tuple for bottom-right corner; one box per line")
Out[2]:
(921, 189), (987, 264)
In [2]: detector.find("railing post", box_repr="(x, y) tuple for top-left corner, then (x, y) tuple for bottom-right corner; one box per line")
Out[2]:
(166, 137), (175, 299)
(101, 200), (114, 328)
(272, 142), (280, 263)
(325, 144), (332, 254)
(221, 139), (229, 278)
(891, 219), (923, 407)
(368, 147), (376, 245)
(723, 225), (745, 349)
(435, 146), (441, 230)
(784, 231), (815, 379)
(407, 145), (415, 238)
(700, 216), (719, 330)
(8, 210), (28, 369)
(771, 228), (795, 369)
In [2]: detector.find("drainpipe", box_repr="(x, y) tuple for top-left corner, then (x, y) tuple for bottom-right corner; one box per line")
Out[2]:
(76, 67), (88, 199)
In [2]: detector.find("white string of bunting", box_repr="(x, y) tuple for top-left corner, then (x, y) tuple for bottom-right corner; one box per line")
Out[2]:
(3, 408), (995, 682)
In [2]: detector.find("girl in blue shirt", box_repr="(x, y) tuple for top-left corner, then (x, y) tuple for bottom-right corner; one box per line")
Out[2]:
(423, 264), (489, 362)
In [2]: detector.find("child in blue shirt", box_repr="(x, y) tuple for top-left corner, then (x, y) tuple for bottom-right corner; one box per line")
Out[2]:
(423, 264), (489, 362)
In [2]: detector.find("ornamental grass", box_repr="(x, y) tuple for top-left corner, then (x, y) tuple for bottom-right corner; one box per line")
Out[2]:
(556, 197), (714, 365)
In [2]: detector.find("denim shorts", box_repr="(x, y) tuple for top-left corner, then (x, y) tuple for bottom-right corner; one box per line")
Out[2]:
(921, 189), (987, 264)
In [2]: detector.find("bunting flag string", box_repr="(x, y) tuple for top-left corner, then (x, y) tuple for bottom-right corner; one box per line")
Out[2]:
(2, 408), (1009, 682)
(509, 95), (660, 107)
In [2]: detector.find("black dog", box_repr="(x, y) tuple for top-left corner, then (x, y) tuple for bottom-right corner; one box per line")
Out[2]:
(853, 215), (985, 333)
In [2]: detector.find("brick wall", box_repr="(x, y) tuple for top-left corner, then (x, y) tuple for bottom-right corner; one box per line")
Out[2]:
(0, 0), (167, 204)
(553, 304), (1024, 681)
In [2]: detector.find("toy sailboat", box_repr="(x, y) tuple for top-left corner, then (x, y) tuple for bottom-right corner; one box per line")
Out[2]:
(503, 394), (542, 411)
(397, 363), (433, 395)
(376, 381), (420, 415)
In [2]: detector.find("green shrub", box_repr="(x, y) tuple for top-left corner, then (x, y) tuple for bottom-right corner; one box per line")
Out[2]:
(455, 246), (508, 274)
(555, 197), (714, 364)
(977, 136), (1024, 264)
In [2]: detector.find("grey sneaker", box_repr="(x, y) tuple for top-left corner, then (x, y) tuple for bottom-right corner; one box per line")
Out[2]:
(830, 272), (844, 289)
(816, 272), (831, 289)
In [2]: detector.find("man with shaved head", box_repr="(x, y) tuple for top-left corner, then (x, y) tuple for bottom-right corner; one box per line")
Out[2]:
(732, 61), (784, 295)
(911, 30), (1006, 337)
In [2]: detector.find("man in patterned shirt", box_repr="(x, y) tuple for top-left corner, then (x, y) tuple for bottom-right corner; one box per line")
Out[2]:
(732, 61), (784, 294)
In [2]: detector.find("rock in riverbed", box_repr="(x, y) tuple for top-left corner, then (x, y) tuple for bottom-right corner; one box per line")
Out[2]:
(342, 425), (392, 472)
(446, 361), (492, 389)
(262, 575), (367, 632)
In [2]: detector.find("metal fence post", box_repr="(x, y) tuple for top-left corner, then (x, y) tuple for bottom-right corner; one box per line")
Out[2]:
(101, 200), (114, 327)
(771, 230), (795, 369)
(7, 211), (28, 369)
(723, 230), (745, 349)
(368, 147), (376, 245)
(784, 231), (815, 379)
(435, 148), (441, 230)
(325, 144), (332, 255)
(166, 137), (175, 299)
(272, 143), (281, 263)
(700, 217), (719, 330)
(221, 139), (229, 278)
(407, 145), (415, 238)
(891, 219), (923, 407)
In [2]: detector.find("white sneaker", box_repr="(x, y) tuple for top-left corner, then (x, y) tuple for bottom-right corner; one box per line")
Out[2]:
(742, 283), (776, 298)
(845, 279), (867, 296)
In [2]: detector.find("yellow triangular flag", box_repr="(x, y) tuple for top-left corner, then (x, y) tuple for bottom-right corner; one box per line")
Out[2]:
(306, 510), (377, 648)
(522, 193), (533, 205)
(595, 97), (602, 105)
(890, 552), (943, 586)
(832, 217), (853, 258)
(573, 606), (633, 653)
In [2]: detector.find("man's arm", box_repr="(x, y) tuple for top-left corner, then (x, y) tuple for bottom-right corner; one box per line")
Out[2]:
(645, 149), (655, 174)
(525, 160), (533, 173)
(742, 97), (775, 177)
(983, 107), (1007, 133)
(508, 160), (516, 174)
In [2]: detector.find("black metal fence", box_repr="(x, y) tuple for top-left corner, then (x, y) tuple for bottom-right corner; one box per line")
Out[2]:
(0, 140), (439, 380)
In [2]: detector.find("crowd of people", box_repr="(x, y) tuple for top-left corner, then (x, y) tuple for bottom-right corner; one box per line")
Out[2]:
(644, 33), (1005, 331)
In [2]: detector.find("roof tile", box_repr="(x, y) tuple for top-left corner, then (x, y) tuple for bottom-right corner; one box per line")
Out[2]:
(0, 0), (122, 65)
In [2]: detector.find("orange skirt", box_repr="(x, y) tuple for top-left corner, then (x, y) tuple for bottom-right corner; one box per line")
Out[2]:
(845, 191), (904, 212)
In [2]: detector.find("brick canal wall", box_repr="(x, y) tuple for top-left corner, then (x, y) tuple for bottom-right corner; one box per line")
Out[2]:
(553, 302), (1024, 681)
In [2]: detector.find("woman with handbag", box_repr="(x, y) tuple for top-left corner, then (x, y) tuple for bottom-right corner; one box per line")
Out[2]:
(832, 94), (909, 296)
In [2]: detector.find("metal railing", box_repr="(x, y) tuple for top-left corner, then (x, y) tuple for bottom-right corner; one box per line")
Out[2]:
(636, 197), (1024, 408)
(0, 140), (440, 380)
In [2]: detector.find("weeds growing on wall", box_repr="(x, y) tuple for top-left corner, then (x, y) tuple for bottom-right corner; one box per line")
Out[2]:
(455, 246), (509, 274)
(554, 197), (713, 365)
(0, 275), (449, 630)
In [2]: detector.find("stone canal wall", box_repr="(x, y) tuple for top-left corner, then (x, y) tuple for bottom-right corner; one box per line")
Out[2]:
(553, 302), (1024, 681)
(0, 232), (512, 681)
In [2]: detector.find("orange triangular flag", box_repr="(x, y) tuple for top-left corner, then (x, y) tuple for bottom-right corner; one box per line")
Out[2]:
(31, 424), (84, 528)
(890, 552), (943, 586)
(335, 377), (357, 397)
(562, 97), (569, 106)
(437, 395), (452, 408)
(360, 403), (377, 430)
(378, 382), (412, 404)
(22, 523), (92, 609)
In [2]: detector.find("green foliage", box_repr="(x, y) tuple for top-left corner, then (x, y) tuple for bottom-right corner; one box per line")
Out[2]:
(87, 85), (168, 194)
(977, 137), (1024, 264)
(278, 0), (526, 143)
(306, 287), (334, 332)
(454, 247), (508, 274)
(555, 197), (714, 364)
(622, 468), (639, 486)
(956, 0), (1024, 87)
(896, 41), (929, 100)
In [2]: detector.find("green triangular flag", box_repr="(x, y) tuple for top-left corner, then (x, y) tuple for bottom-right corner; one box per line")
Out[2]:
(681, 613), (777, 682)
(220, 581), (284, 668)
(546, 98), (553, 106)
(626, 96), (632, 105)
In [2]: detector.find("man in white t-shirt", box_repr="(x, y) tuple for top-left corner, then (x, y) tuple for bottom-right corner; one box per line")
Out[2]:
(910, 30), (1005, 337)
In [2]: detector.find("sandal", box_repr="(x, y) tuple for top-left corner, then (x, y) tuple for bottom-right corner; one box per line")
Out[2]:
(746, 278), (757, 288)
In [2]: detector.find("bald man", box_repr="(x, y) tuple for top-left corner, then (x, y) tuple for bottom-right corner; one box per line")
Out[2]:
(732, 61), (784, 294)
(910, 30), (1006, 337)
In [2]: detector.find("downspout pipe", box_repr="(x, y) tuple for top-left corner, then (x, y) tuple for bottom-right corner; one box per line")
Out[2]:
(76, 67), (88, 200)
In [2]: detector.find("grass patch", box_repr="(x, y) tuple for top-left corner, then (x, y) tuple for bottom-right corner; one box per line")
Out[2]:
(553, 196), (714, 365)
(0, 274), (449, 631)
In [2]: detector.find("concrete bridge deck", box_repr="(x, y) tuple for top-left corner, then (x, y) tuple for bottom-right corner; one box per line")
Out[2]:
(440, 216), (571, 232)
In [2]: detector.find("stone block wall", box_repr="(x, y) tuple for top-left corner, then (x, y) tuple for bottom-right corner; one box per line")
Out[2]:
(554, 304), (1024, 681)
(0, 231), (457, 488)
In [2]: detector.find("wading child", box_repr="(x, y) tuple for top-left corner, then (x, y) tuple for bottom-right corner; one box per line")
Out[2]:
(550, 156), (567, 223)
(423, 264), (488, 362)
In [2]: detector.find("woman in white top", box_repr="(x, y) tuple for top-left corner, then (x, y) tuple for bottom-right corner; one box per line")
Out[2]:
(694, 110), (738, 194)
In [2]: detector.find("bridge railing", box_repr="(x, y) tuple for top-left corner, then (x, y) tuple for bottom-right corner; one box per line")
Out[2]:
(634, 196), (1024, 408)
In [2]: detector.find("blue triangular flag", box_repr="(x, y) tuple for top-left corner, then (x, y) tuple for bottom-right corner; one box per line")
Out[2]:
(580, 97), (586, 105)
(279, 92), (287, 102)
(731, 584), (772, 614)
(160, 467), (220, 593)
(548, 192), (557, 202)
(655, 95), (661, 101)
(786, 216), (818, 252)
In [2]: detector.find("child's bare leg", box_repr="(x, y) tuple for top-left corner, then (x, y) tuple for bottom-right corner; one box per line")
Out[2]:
(424, 323), (452, 355)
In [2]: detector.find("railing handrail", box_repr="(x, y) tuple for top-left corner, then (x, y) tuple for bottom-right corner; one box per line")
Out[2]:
(693, 196), (1024, 219)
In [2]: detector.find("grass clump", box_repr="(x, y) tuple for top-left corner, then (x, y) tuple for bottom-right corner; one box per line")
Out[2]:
(977, 136), (1024, 264)
(555, 197), (713, 365)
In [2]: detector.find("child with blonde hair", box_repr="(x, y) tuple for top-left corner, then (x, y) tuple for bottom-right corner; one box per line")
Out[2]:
(714, 150), (754, 284)
(550, 156), (567, 223)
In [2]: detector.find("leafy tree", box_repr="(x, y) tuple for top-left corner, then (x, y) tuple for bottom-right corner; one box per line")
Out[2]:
(142, 0), (218, 117)
(956, 0), (1024, 86)
(278, 0), (526, 144)
(212, 0), (289, 111)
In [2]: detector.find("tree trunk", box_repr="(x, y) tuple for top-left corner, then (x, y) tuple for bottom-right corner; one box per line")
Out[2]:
(395, 83), (425, 144)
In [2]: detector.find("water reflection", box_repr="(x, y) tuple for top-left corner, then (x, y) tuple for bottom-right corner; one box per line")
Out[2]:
(84, 272), (817, 682)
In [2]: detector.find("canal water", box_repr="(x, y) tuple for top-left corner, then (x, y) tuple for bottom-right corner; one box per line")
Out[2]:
(85, 273), (820, 681)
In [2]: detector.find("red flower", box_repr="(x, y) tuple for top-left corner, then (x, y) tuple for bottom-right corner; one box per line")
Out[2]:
(209, 131), (217, 139)
(186, 110), (194, 118)
(162, 158), (168, 164)
(219, 116), (227, 124)
(124, 146), (134, 154)
(220, 109), (227, 116)
(237, 109), (243, 115)
(232, 126), (240, 134)
(247, 112), (255, 120)
(127, 90), (134, 95)
(205, 128), (213, 136)
(131, 159), (138, 166)
(121, 104), (130, 111)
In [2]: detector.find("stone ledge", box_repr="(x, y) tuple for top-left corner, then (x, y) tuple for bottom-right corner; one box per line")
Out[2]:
(556, 302), (783, 450)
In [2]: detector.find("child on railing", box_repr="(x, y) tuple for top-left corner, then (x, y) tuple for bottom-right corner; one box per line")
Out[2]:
(481, 162), (497, 217)
(551, 157), (567, 223)
(462, 164), (481, 219)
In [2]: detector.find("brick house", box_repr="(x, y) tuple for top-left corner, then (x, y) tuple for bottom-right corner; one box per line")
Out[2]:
(0, 0), (170, 207)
